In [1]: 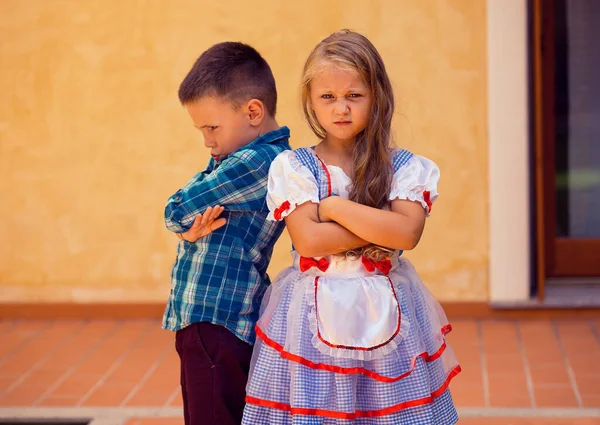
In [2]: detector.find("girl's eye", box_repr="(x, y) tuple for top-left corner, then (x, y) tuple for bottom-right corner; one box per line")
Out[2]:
(349, 93), (362, 98)
(321, 94), (334, 99)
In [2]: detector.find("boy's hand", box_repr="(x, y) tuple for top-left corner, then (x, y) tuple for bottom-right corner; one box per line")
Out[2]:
(177, 206), (226, 242)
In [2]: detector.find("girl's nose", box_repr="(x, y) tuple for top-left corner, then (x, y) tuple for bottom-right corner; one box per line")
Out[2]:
(334, 100), (350, 115)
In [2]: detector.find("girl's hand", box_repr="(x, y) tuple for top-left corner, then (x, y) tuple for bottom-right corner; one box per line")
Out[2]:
(177, 206), (226, 242)
(318, 196), (339, 223)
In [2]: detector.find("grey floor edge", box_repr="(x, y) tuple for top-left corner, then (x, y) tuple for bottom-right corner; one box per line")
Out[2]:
(457, 407), (600, 417)
(1, 407), (600, 419)
(0, 407), (183, 418)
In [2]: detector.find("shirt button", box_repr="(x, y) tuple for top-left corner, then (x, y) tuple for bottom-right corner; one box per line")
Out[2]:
(174, 195), (181, 202)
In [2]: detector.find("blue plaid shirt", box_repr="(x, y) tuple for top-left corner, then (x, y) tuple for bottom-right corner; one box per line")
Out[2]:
(162, 126), (291, 344)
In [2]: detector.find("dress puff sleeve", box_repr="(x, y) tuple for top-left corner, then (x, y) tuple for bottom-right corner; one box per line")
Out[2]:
(266, 150), (320, 221)
(389, 155), (440, 216)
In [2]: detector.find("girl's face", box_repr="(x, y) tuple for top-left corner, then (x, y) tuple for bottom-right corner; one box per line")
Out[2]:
(309, 66), (372, 144)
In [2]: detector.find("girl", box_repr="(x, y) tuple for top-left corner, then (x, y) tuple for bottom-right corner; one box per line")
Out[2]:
(242, 30), (460, 424)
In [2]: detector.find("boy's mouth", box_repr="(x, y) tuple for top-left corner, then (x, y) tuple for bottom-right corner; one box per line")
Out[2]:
(211, 154), (221, 161)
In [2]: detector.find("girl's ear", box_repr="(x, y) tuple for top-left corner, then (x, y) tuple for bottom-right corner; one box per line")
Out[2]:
(246, 99), (265, 126)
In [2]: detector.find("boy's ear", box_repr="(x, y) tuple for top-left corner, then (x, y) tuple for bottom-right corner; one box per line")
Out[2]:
(245, 99), (265, 126)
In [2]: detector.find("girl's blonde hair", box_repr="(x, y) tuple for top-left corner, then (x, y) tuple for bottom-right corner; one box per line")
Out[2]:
(301, 29), (396, 261)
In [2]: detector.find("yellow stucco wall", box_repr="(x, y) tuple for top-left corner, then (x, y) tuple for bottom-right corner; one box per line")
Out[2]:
(0, 0), (488, 303)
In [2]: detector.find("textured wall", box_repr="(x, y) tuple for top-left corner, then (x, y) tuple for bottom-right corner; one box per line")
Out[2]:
(0, 0), (488, 303)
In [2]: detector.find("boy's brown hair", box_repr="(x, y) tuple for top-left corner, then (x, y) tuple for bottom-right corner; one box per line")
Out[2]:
(178, 42), (277, 117)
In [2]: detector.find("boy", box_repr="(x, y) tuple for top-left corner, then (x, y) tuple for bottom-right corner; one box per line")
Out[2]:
(163, 41), (291, 425)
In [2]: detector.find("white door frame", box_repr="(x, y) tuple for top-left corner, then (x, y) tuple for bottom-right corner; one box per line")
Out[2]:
(487, 0), (531, 302)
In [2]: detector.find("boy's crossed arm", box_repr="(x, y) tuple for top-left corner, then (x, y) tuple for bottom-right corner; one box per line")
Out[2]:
(165, 151), (270, 238)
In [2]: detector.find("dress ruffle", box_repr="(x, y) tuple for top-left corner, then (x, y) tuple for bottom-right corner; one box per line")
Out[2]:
(243, 256), (460, 424)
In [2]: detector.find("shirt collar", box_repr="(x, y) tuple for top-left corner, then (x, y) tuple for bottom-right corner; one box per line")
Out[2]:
(212, 126), (290, 165)
(245, 126), (290, 149)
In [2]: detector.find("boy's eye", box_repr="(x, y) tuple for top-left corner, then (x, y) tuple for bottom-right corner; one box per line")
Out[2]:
(321, 94), (334, 99)
(208, 126), (218, 131)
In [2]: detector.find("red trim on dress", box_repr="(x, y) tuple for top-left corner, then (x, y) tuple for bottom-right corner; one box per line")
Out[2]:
(313, 276), (402, 351)
(274, 200), (291, 220)
(312, 153), (333, 197)
(245, 365), (461, 419)
(254, 324), (453, 383)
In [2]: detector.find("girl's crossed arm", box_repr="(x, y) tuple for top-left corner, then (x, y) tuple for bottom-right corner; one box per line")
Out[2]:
(318, 197), (427, 251)
(285, 201), (370, 258)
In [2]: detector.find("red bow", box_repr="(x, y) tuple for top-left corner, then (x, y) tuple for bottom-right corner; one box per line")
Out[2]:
(274, 201), (291, 220)
(423, 191), (432, 212)
(300, 256), (330, 272)
(361, 257), (392, 275)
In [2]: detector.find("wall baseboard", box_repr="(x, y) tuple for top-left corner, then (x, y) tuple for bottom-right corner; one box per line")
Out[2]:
(0, 303), (165, 319)
(1, 302), (599, 320)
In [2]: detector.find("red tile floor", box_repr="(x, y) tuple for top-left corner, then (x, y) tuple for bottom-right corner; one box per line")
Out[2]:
(0, 319), (599, 424)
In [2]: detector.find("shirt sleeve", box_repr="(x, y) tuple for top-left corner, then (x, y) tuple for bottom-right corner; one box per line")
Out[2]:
(266, 150), (320, 221)
(389, 155), (440, 216)
(164, 150), (271, 233)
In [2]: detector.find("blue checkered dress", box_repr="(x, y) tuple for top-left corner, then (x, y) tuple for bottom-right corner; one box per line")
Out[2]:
(242, 147), (459, 424)
(162, 126), (291, 344)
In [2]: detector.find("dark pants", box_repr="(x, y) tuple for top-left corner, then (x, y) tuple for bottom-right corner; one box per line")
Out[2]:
(175, 322), (253, 425)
